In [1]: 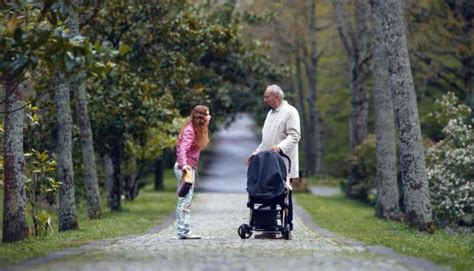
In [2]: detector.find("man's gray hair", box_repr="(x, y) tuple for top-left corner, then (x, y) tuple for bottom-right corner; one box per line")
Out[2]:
(267, 84), (285, 99)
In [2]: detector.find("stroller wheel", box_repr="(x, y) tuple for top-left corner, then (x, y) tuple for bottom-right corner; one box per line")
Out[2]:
(238, 224), (252, 239)
(282, 225), (291, 240)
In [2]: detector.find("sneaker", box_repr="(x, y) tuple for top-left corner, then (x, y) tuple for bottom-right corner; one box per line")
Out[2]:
(254, 232), (278, 239)
(178, 233), (202, 240)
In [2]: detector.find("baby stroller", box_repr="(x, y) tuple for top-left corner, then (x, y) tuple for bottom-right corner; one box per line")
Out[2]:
(238, 151), (292, 240)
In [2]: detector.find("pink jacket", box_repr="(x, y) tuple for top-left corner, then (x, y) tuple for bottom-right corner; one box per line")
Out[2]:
(176, 123), (201, 170)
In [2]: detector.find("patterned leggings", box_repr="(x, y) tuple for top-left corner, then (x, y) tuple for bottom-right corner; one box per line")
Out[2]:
(174, 163), (196, 237)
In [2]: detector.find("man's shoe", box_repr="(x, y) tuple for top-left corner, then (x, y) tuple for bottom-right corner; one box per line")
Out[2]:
(178, 233), (202, 240)
(254, 232), (277, 239)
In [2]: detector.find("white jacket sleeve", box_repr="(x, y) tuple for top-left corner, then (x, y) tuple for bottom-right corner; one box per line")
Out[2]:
(277, 107), (301, 154)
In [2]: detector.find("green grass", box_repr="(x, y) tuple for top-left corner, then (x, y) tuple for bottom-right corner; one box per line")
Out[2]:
(0, 171), (178, 267)
(296, 194), (474, 271)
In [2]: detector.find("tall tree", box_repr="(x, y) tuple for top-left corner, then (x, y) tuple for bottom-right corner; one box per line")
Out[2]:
(103, 154), (114, 207)
(55, 71), (79, 231)
(372, 0), (434, 231)
(371, 3), (402, 221)
(2, 74), (29, 242)
(294, 50), (312, 174)
(331, 0), (371, 198)
(331, 0), (370, 151)
(70, 0), (102, 219)
(303, 0), (325, 175)
(267, 0), (326, 176)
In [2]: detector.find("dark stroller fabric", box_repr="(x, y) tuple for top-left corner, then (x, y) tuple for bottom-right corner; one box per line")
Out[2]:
(247, 151), (288, 200)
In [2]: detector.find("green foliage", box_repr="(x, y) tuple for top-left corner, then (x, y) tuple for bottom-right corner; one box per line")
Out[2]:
(341, 135), (377, 203)
(318, 85), (351, 177)
(85, 1), (282, 170)
(426, 92), (474, 226)
(1, 1), (283, 186)
(297, 194), (474, 271)
(419, 91), (446, 140)
(241, 10), (276, 25)
(24, 149), (59, 197)
(0, 1), (89, 79)
(23, 103), (60, 238)
(407, 0), (474, 111)
(141, 118), (186, 161)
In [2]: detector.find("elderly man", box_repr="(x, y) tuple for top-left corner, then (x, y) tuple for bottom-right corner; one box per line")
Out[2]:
(247, 84), (301, 239)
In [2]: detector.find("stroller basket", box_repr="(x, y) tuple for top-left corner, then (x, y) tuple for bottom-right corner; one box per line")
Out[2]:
(253, 208), (279, 230)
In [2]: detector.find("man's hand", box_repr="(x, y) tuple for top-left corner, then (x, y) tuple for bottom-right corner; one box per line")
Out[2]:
(270, 145), (281, 153)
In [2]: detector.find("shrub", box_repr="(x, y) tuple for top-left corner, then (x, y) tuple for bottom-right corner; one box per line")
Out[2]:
(341, 135), (377, 203)
(426, 92), (474, 226)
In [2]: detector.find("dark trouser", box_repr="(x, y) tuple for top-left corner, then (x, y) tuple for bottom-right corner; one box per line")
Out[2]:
(288, 178), (296, 231)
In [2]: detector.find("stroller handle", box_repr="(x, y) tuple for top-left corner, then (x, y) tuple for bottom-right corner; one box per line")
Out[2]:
(278, 151), (291, 174)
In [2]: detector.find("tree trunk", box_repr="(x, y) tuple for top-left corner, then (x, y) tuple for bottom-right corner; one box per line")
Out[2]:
(372, 0), (433, 231)
(2, 73), (29, 243)
(331, 0), (371, 112)
(103, 154), (114, 207)
(371, 4), (403, 221)
(30, 174), (40, 237)
(332, 0), (370, 197)
(350, 0), (370, 151)
(73, 79), (102, 219)
(349, 69), (369, 151)
(315, 108), (324, 175)
(154, 158), (164, 191)
(70, 1), (102, 220)
(109, 139), (122, 211)
(55, 71), (79, 231)
(295, 55), (313, 175)
(124, 157), (139, 200)
(305, 0), (324, 175)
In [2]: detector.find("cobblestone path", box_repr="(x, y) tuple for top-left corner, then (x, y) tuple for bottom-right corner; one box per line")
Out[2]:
(8, 114), (446, 271)
(21, 193), (419, 271)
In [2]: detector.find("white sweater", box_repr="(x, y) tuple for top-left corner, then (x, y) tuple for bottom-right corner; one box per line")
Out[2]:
(254, 100), (301, 178)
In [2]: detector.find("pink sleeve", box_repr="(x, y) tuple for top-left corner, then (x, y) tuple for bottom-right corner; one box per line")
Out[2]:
(177, 127), (194, 167)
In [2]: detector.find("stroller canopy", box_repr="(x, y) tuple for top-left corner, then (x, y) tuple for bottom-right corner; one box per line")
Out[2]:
(247, 151), (289, 200)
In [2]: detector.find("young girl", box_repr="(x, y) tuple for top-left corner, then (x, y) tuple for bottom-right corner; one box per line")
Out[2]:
(174, 105), (211, 239)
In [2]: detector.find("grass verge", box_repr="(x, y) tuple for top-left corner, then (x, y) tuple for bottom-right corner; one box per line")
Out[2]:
(0, 170), (177, 267)
(296, 194), (474, 271)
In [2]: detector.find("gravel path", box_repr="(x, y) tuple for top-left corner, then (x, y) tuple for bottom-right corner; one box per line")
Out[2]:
(6, 113), (448, 271)
(16, 193), (417, 271)
(309, 186), (341, 196)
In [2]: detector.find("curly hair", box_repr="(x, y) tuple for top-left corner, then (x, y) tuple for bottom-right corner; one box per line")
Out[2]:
(179, 105), (210, 150)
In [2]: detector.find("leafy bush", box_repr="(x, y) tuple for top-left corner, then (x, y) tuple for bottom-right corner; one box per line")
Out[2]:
(426, 92), (474, 226)
(23, 105), (60, 237)
(341, 135), (377, 203)
(25, 149), (59, 237)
